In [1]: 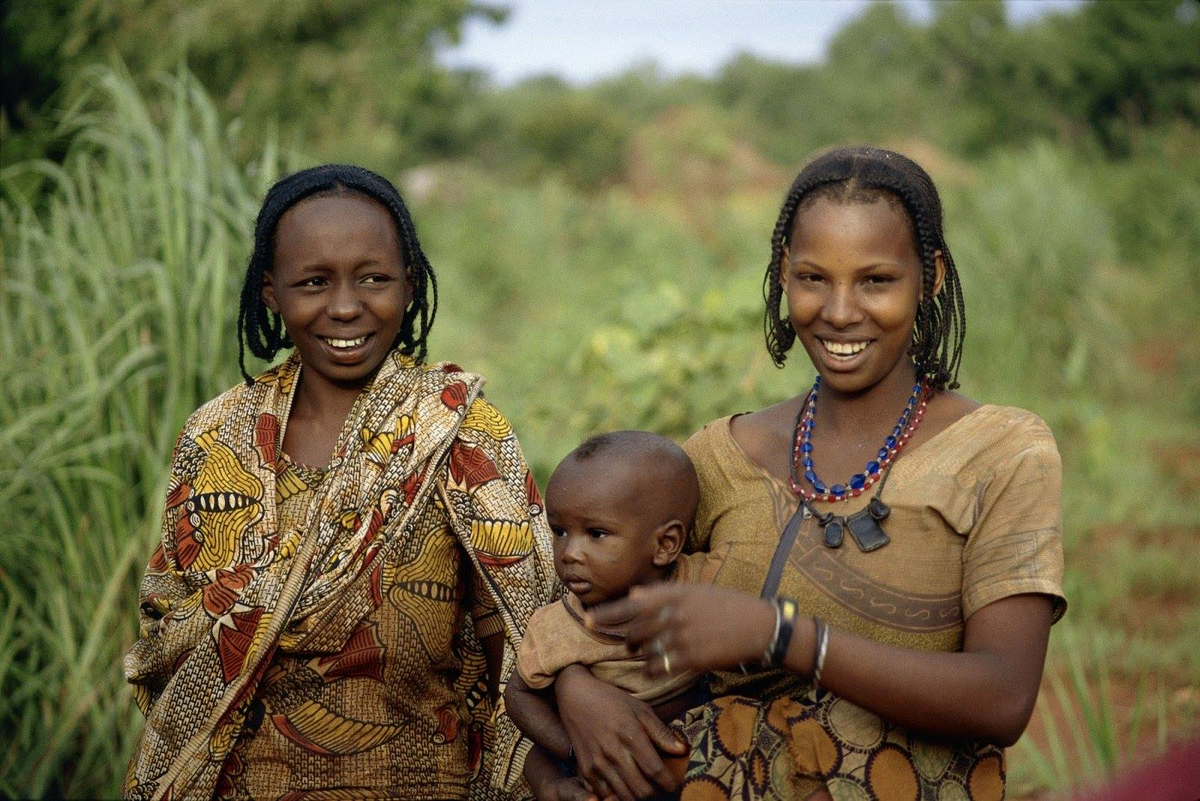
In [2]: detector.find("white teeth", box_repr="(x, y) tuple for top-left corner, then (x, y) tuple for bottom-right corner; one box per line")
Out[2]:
(820, 339), (870, 357)
(321, 335), (368, 349)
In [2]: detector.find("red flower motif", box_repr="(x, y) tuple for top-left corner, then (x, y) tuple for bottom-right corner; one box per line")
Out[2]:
(525, 469), (543, 512)
(440, 381), (468, 410)
(317, 622), (386, 683)
(254, 413), (279, 469)
(449, 441), (501, 493)
(148, 542), (169, 572)
(216, 607), (264, 683)
(202, 564), (255, 617)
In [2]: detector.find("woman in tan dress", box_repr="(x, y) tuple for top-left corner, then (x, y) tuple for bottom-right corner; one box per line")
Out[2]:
(552, 147), (1066, 801)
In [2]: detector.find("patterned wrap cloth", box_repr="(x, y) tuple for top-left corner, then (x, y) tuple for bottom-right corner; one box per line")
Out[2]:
(673, 406), (1066, 801)
(123, 352), (557, 800)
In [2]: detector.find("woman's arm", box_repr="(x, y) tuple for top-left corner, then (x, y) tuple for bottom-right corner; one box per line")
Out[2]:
(789, 593), (1051, 746)
(596, 584), (1053, 747)
(504, 673), (572, 760)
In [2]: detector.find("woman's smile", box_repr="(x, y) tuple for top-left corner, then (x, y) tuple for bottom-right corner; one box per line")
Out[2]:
(316, 332), (377, 363)
(815, 336), (876, 370)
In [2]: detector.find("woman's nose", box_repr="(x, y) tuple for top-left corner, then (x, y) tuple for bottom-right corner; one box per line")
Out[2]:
(326, 282), (363, 320)
(821, 284), (863, 328)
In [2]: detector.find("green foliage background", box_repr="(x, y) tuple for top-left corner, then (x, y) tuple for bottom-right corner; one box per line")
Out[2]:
(2, 1), (1199, 797)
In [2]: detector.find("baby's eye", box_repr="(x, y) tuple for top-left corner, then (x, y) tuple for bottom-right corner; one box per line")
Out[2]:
(587, 528), (609, 539)
(550, 527), (567, 538)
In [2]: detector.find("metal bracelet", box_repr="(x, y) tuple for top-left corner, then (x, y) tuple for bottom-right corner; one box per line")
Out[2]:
(811, 617), (830, 688)
(758, 599), (787, 671)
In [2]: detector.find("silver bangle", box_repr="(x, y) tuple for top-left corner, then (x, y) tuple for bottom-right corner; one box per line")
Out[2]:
(761, 601), (784, 668)
(811, 617), (830, 688)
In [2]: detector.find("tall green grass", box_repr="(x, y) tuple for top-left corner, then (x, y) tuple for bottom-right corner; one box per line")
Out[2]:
(0, 67), (277, 797)
(3, 68), (1198, 798)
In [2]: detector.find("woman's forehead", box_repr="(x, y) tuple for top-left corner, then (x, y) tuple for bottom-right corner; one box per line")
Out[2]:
(790, 195), (917, 259)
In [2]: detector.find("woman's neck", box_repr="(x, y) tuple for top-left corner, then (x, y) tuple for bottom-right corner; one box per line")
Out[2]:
(812, 360), (919, 437)
(290, 369), (368, 428)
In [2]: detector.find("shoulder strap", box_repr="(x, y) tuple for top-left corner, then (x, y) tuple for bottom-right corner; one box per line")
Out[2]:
(760, 502), (808, 599)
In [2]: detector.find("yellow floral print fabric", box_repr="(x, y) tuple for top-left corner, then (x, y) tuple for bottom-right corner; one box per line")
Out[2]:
(123, 352), (557, 800)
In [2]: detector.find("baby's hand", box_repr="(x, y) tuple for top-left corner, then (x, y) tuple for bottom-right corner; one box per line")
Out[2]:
(535, 775), (601, 801)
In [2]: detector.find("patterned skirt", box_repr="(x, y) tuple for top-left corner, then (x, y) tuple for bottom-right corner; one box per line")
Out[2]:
(669, 680), (1005, 801)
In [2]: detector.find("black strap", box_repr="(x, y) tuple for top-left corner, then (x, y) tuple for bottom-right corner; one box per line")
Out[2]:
(760, 503), (807, 599)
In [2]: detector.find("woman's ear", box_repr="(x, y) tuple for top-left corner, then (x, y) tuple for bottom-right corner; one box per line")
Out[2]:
(651, 520), (687, 568)
(932, 250), (946, 297)
(262, 270), (279, 314)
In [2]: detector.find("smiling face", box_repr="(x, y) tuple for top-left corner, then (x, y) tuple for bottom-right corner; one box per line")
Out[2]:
(545, 455), (683, 607)
(782, 194), (944, 396)
(262, 193), (410, 390)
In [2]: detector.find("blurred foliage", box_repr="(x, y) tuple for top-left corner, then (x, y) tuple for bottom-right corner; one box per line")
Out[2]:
(3, 1), (1200, 797)
(5, 1), (1200, 180)
(1, 0), (504, 167)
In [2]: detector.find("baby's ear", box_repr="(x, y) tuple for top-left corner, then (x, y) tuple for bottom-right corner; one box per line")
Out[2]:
(652, 520), (687, 567)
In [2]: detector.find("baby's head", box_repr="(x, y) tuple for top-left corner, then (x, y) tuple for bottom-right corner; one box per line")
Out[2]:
(545, 430), (699, 607)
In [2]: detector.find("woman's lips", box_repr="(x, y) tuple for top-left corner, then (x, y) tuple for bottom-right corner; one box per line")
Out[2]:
(316, 332), (375, 364)
(815, 337), (873, 370)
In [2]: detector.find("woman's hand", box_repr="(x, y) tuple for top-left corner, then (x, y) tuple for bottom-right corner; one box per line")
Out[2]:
(589, 584), (778, 677)
(554, 664), (686, 800)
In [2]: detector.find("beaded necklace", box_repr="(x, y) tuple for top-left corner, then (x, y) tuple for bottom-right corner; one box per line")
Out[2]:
(788, 375), (931, 552)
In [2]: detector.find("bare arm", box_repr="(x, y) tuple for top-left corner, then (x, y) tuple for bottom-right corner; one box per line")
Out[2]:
(783, 593), (1052, 746)
(505, 672), (573, 760)
(596, 584), (1054, 747)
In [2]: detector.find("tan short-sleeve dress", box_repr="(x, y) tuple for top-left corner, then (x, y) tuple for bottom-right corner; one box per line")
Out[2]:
(673, 404), (1066, 801)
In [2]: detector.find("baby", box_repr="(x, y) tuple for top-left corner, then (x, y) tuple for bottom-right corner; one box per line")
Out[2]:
(505, 430), (714, 800)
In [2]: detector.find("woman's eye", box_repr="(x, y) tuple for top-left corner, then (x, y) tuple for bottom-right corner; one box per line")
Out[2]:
(865, 275), (896, 286)
(298, 276), (326, 287)
(362, 274), (392, 284)
(795, 273), (823, 283)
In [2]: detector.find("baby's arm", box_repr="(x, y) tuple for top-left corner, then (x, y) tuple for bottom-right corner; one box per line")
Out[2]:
(504, 672), (572, 760)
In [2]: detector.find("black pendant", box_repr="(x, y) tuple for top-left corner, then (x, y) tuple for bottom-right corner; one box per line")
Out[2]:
(867, 497), (890, 521)
(846, 509), (891, 552)
(822, 516), (845, 548)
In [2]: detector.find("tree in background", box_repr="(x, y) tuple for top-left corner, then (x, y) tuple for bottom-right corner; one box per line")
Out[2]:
(1, 0), (504, 168)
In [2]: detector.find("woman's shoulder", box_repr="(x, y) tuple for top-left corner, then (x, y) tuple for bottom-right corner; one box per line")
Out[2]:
(930, 402), (1060, 483)
(956, 403), (1058, 454)
(682, 414), (738, 462)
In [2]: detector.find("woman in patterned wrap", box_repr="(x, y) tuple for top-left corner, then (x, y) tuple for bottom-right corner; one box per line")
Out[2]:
(553, 147), (1067, 801)
(123, 165), (558, 800)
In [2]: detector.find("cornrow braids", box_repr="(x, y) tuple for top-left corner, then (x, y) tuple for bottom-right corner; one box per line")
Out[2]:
(237, 164), (439, 384)
(763, 146), (966, 390)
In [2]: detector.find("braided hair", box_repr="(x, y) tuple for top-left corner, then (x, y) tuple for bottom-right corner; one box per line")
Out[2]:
(237, 164), (438, 384)
(763, 146), (966, 390)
